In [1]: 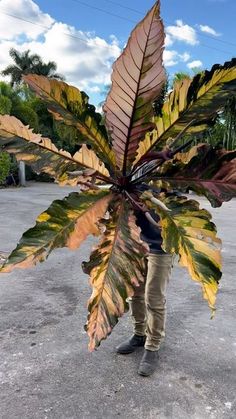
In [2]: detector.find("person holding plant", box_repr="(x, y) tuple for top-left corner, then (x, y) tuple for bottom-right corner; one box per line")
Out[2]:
(116, 150), (173, 377)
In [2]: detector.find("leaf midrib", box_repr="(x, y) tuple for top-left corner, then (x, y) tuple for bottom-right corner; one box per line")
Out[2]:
(122, 6), (157, 176)
(90, 200), (126, 337)
(1, 120), (111, 180)
(146, 66), (236, 155)
(4, 194), (108, 269)
(25, 76), (115, 168)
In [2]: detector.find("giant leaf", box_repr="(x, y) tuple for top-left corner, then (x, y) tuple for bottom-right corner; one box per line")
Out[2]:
(151, 144), (236, 207)
(0, 115), (110, 184)
(103, 1), (166, 174)
(24, 75), (116, 170)
(83, 197), (148, 350)
(136, 59), (236, 163)
(142, 192), (222, 311)
(0, 190), (112, 273)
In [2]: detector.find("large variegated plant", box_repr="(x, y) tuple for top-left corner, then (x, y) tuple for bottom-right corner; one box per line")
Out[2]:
(1, 2), (236, 350)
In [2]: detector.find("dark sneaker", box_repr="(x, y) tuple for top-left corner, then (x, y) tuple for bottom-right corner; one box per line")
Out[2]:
(138, 349), (159, 376)
(116, 334), (146, 354)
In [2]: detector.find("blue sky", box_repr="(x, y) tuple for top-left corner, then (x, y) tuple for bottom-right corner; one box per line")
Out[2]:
(0, 0), (235, 105)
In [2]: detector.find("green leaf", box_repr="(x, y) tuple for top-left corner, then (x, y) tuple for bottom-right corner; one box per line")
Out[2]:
(136, 59), (236, 162)
(24, 75), (116, 170)
(142, 192), (222, 312)
(151, 144), (236, 207)
(83, 197), (148, 350)
(103, 1), (166, 174)
(0, 115), (110, 184)
(1, 190), (112, 273)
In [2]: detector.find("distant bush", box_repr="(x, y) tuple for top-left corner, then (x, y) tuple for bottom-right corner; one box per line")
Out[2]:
(0, 96), (12, 115)
(12, 103), (39, 131)
(0, 151), (11, 184)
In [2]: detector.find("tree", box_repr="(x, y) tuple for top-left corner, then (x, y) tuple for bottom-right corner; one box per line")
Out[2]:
(222, 96), (236, 150)
(1, 48), (64, 87)
(172, 71), (191, 87)
(0, 2), (236, 351)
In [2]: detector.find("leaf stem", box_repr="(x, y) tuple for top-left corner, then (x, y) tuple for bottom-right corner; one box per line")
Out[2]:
(131, 137), (195, 185)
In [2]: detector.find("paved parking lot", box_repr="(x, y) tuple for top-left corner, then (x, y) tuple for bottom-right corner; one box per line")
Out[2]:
(0, 183), (235, 419)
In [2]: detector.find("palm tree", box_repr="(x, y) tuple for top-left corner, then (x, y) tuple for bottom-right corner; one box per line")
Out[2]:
(1, 48), (64, 86)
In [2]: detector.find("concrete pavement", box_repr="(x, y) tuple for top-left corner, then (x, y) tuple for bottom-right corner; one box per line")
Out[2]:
(0, 183), (235, 419)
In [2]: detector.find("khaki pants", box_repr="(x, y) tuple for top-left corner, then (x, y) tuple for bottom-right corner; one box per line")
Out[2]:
(130, 253), (173, 351)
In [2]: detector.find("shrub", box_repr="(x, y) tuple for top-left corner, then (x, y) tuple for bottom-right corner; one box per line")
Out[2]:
(0, 96), (12, 115)
(12, 103), (39, 131)
(0, 151), (11, 184)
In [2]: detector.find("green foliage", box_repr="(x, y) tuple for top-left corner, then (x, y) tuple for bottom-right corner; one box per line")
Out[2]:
(0, 81), (14, 97)
(0, 151), (11, 184)
(222, 96), (236, 150)
(172, 71), (191, 87)
(0, 96), (12, 115)
(12, 103), (39, 131)
(53, 122), (81, 153)
(0, 80), (81, 155)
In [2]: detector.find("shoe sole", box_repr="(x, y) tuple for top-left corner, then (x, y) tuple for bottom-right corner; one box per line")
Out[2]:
(116, 348), (136, 354)
(116, 345), (145, 355)
(138, 369), (153, 377)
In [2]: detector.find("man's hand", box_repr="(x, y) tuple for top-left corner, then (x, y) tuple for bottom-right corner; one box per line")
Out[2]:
(158, 148), (173, 161)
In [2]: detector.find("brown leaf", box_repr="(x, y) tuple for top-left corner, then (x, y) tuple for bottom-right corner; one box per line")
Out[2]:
(103, 1), (166, 174)
(0, 115), (110, 181)
(83, 198), (148, 350)
(152, 144), (236, 207)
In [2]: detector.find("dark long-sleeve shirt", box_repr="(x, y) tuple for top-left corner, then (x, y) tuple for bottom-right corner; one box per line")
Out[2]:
(135, 210), (165, 254)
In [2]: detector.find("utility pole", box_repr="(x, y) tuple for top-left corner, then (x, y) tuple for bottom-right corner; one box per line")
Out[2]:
(18, 161), (26, 186)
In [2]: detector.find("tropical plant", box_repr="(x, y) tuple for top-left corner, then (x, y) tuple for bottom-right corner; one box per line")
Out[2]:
(1, 48), (64, 86)
(0, 1), (236, 351)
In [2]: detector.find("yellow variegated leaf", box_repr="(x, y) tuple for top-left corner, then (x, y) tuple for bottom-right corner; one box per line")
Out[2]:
(136, 59), (236, 163)
(1, 190), (112, 273)
(142, 192), (222, 312)
(83, 197), (148, 350)
(24, 75), (116, 170)
(0, 115), (110, 182)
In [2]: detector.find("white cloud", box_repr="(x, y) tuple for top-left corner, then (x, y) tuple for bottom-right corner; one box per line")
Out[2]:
(164, 50), (191, 67)
(181, 52), (191, 62)
(0, 0), (54, 40)
(166, 20), (199, 46)
(187, 60), (203, 69)
(87, 85), (102, 93)
(198, 24), (221, 36)
(165, 33), (173, 47)
(0, 0), (121, 97)
(0, 1), (204, 100)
